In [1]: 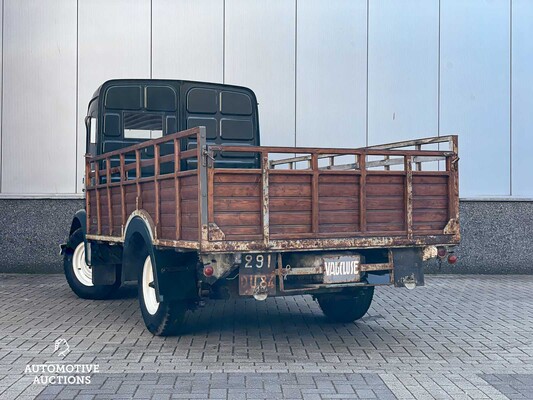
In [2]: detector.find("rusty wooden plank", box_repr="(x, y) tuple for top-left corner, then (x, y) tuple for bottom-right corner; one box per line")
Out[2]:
(318, 211), (359, 224)
(106, 158), (113, 236)
(214, 198), (261, 212)
(214, 173), (262, 183)
(154, 144), (161, 238)
(311, 154), (319, 234)
(359, 154), (366, 233)
(95, 164), (102, 235)
(318, 183), (359, 197)
(119, 154), (126, 232)
(85, 156), (91, 234)
(261, 154), (270, 246)
(174, 138), (181, 241)
(215, 212), (261, 226)
(319, 197), (358, 211)
(405, 155), (413, 239)
(135, 149), (141, 210)
(208, 169), (215, 225)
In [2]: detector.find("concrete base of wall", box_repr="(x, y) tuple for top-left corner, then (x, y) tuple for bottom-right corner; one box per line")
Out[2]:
(0, 199), (531, 274)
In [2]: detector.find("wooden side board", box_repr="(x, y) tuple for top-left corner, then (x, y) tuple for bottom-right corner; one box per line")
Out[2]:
(86, 130), (460, 251)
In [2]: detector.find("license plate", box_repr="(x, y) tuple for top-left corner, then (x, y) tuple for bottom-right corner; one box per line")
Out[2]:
(323, 255), (361, 284)
(239, 254), (276, 296)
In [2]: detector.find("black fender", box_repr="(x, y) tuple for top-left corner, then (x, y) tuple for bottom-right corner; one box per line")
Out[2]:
(123, 213), (198, 302)
(69, 209), (87, 238)
(123, 214), (157, 284)
(62, 210), (87, 259)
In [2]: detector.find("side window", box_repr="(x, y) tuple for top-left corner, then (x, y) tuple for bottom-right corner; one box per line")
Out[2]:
(124, 112), (163, 140)
(89, 117), (97, 144)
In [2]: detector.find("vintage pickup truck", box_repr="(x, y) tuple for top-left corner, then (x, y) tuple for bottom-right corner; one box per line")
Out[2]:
(62, 79), (460, 336)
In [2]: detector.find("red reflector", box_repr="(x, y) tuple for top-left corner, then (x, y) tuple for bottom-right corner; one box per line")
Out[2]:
(203, 266), (214, 277)
(448, 254), (457, 264)
(437, 247), (447, 258)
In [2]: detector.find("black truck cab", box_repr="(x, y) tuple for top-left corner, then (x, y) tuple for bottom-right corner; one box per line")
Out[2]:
(85, 79), (261, 169)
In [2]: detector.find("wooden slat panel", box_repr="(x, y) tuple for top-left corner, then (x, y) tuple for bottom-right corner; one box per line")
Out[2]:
(181, 185), (199, 200)
(181, 175), (198, 187)
(319, 211), (359, 224)
(181, 227), (198, 241)
(214, 183), (261, 197)
(225, 234), (264, 241)
(214, 198), (261, 212)
(270, 224), (312, 234)
(413, 222), (447, 230)
(160, 201), (177, 214)
(318, 174), (359, 184)
(319, 197), (358, 211)
(214, 173), (261, 183)
(366, 210), (404, 224)
(366, 222), (404, 231)
(366, 183), (405, 196)
(412, 175), (448, 184)
(270, 174), (311, 184)
(367, 197), (403, 210)
(318, 183), (358, 197)
(319, 224), (360, 233)
(270, 183), (311, 197)
(413, 197), (448, 209)
(215, 212), (261, 226)
(367, 175), (405, 184)
(413, 209), (448, 222)
(270, 197), (312, 212)
(181, 213), (199, 227)
(412, 184), (448, 196)
(181, 199), (198, 213)
(222, 226), (262, 236)
(270, 211), (312, 225)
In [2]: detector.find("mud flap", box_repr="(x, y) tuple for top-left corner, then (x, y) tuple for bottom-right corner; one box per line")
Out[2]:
(392, 248), (425, 288)
(90, 242), (123, 285)
(152, 250), (198, 302)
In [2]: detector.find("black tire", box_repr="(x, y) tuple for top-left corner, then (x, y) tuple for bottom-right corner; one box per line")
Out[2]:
(138, 253), (187, 336)
(64, 228), (121, 300)
(316, 286), (374, 323)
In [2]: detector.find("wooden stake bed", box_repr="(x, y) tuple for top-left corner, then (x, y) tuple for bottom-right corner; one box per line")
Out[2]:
(85, 127), (460, 253)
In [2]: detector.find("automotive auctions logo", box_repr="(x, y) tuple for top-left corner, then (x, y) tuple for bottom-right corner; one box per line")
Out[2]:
(25, 338), (99, 385)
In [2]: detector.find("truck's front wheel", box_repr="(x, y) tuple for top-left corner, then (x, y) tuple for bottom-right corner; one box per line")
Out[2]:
(316, 286), (374, 323)
(138, 254), (187, 336)
(64, 228), (120, 300)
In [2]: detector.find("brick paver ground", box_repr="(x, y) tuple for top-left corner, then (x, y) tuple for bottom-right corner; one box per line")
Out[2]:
(0, 274), (532, 399)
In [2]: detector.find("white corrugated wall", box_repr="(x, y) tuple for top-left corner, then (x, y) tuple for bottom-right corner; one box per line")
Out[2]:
(0, 0), (531, 198)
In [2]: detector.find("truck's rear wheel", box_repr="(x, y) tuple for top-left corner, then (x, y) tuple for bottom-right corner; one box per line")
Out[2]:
(316, 286), (374, 323)
(138, 254), (187, 336)
(63, 228), (120, 300)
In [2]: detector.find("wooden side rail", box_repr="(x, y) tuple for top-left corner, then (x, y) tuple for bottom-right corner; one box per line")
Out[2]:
(85, 127), (205, 242)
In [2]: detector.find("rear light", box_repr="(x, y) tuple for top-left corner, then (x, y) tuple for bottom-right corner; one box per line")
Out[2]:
(203, 266), (214, 277)
(447, 254), (457, 264)
(437, 247), (447, 258)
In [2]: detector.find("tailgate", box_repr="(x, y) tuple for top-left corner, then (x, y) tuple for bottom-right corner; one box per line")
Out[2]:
(200, 135), (459, 253)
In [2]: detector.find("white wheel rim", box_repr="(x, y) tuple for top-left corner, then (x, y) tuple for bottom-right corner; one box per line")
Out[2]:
(72, 242), (93, 287)
(142, 256), (159, 315)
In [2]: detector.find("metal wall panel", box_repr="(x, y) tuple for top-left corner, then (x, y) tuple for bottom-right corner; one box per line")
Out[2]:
(2, 0), (77, 194)
(0, 1), (2, 192)
(511, 0), (533, 197)
(368, 0), (439, 146)
(224, 0), (295, 147)
(152, 0), (223, 82)
(440, 0), (511, 197)
(76, 0), (151, 193)
(296, 0), (367, 148)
